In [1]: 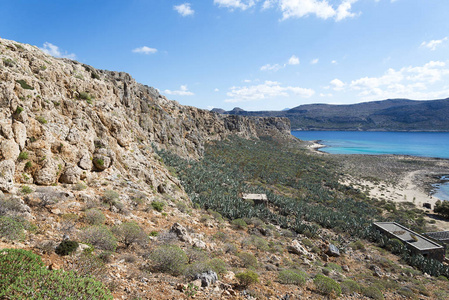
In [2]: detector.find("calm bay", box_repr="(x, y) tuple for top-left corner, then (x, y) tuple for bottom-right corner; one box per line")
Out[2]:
(292, 130), (449, 201)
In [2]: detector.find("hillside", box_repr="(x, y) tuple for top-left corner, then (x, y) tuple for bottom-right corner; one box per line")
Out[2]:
(2, 38), (449, 300)
(217, 98), (449, 131)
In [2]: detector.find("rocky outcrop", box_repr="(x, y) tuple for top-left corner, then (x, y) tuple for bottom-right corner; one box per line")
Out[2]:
(0, 38), (291, 195)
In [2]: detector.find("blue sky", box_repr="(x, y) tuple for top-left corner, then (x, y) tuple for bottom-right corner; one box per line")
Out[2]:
(2, 0), (449, 111)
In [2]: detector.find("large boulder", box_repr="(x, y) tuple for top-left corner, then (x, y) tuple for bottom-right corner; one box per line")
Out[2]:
(1, 139), (20, 160)
(288, 240), (309, 256)
(0, 160), (15, 192)
(93, 148), (114, 171)
(169, 222), (192, 243)
(59, 164), (82, 184)
(195, 271), (218, 287)
(34, 158), (62, 185)
(12, 121), (27, 150)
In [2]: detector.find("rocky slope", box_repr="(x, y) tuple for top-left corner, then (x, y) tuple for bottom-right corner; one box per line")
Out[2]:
(0, 37), (290, 195)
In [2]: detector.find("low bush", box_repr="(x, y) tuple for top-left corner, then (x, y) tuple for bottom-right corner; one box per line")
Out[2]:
(278, 269), (307, 286)
(148, 245), (188, 275)
(113, 222), (148, 248)
(37, 116), (47, 124)
(361, 286), (384, 300)
(0, 216), (25, 241)
(236, 270), (259, 286)
(238, 252), (258, 268)
(85, 209), (105, 225)
(0, 249), (112, 299)
(231, 218), (247, 229)
(18, 151), (28, 160)
(151, 201), (165, 212)
(55, 240), (79, 256)
(80, 225), (117, 251)
(313, 274), (341, 297)
(340, 279), (361, 294)
(16, 79), (34, 90)
(349, 240), (366, 251)
(21, 185), (33, 194)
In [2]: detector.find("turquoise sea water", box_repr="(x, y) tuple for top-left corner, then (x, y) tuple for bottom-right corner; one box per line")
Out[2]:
(291, 131), (449, 159)
(291, 131), (449, 200)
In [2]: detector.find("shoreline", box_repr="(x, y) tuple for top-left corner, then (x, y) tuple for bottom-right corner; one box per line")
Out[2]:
(299, 138), (449, 231)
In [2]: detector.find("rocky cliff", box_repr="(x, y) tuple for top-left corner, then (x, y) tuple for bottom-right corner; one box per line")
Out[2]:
(0, 38), (290, 194)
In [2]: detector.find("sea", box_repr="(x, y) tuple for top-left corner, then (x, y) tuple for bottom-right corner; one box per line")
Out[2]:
(291, 131), (449, 201)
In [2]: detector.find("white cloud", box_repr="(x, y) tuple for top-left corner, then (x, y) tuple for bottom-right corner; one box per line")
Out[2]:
(215, 0), (362, 21)
(288, 55), (300, 65)
(335, 0), (359, 21)
(214, 0), (256, 10)
(243, 79), (252, 83)
(225, 80), (314, 103)
(164, 85), (194, 96)
(331, 60), (337, 64)
(40, 42), (76, 59)
(310, 58), (319, 64)
(132, 46), (158, 54)
(349, 61), (449, 100)
(320, 93), (333, 97)
(260, 63), (284, 71)
(279, 0), (359, 21)
(330, 78), (345, 91)
(214, 88), (220, 92)
(421, 37), (448, 51)
(174, 3), (195, 16)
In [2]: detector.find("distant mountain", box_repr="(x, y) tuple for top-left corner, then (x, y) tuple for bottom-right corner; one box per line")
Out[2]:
(215, 98), (449, 131)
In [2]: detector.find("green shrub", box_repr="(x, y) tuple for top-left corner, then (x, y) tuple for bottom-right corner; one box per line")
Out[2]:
(0, 216), (25, 241)
(21, 185), (33, 194)
(113, 222), (148, 248)
(349, 240), (366, 251)
(149, 230), (159, 237)
(102, 190), (120, 206)
(231, 218), (247, 229)
(149, 245), (188, 275)
(70, 252), (107, 279)
(235, 270), (259, 286)
(18, 151), (28, 160)
(208, 258), (227, 275)
(238, 252), (258, 268)
(3, 58), (15, 67)
(302, 238), (314, 248)
(85, 209), (105, 225)
(74, 182), (87, 191)
(278, 269), (307, 286)
(94, 158), (104, 166)
(341, 279), (361, 294)
(16, 79), (34, 90)
(55, 240), (79, 256)
(15, 106), (23, 114)
(0, 249), (112, 299)
(80, 225), (117, 251)
(151, 200), (165, 212)
(25, 161), (32, 169)
(361, 286), (384, 300)
(314, 274), (341, 297)
(79, 91), (92, 101)
(37, 116), (47, 124)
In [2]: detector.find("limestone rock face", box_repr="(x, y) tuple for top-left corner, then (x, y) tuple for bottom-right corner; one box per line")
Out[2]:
(0, 160), (15, 192)
(0, 37), (291, 197)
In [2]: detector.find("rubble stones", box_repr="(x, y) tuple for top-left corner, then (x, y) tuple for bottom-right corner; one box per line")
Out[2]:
(195, 270), (218, 287)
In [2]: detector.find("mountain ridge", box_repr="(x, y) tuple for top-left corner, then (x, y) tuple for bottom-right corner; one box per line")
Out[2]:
(217, 98), (449, 131)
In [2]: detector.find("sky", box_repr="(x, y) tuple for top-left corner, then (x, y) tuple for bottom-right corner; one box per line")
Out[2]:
(1, 0), (449, 111)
